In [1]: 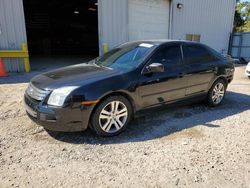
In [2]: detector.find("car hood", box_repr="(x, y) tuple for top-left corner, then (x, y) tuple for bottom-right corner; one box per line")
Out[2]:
(31, 63), (120, 90)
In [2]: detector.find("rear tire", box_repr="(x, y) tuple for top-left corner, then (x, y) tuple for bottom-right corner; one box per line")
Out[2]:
(90, 96), (132, 137)
(207, 79), (227, 107)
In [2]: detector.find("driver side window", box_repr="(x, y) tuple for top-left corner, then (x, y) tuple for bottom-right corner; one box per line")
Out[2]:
(150, 45), (182, 65)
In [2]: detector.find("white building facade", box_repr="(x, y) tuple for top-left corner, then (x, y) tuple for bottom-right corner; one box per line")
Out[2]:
(99, 0), (236, 54)
(0, 0), (236, 72)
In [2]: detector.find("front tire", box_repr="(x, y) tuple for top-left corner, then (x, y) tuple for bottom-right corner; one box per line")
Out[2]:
(90, 96), (132, 137)
(207, 79), (227, 107)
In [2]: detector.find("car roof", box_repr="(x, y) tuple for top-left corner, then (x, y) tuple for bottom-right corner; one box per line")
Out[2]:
(122, 39), (200, 47)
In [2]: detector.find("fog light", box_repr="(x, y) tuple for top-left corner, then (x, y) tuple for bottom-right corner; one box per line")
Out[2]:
(40, 113), (56, 122)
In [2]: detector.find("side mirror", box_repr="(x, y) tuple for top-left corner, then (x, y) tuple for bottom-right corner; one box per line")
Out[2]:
(146, 63), (164, 73)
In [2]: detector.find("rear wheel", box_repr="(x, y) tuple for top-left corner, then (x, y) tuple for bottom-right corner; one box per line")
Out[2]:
(207, 79), (227, 107)
(90, 96), (132, 137)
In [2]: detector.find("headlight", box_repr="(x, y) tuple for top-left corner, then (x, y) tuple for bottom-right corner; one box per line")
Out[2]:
(47, 86), (78, 107)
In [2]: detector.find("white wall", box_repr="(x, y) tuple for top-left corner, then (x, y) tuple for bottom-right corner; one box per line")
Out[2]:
(0, 0), (27, 72)
(128, 0), (170, 41)
(99, 0), (235, 54)
(98, 0), (128, 54)
(171, 0), (236, 53)
(98, 0), (171, 54)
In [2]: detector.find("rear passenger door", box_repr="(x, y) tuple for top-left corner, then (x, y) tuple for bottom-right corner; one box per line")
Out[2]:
(182, 44), (218, 96)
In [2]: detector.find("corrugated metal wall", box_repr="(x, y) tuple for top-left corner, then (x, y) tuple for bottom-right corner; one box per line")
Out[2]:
(98, 0), (128, 54)
(171, 0), (236, 53)
(98, 0), (236, 54)
(0, 0), (236, 72)
(230, 32), (250, 58)
(0, 0), (27, 72)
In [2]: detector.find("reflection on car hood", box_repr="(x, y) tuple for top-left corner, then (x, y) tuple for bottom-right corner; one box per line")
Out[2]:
(31, 63), (120, 90)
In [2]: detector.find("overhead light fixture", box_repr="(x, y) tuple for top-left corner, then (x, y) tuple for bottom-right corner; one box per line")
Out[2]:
(177, 3), (183, 9)
(73, 8), (80, 14)
(88, 8), (96, 11)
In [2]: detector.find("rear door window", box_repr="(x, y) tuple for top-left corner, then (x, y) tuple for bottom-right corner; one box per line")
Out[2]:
(183, 45), (218, 64)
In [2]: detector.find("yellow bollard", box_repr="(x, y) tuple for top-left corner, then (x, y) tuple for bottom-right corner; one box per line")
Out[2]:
(22, 43), (30, 73)
(102, 43), (108, 54)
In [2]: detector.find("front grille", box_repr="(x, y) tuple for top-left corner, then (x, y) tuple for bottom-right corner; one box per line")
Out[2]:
(26, 84), (50, 101)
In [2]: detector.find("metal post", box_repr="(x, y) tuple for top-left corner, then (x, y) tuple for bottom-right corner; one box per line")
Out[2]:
(102, 43), (108, 54)
(22, 43), (30, 72)
(238, 33), (243, 59)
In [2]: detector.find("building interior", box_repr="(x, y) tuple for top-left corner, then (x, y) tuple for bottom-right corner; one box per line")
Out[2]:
(23, 0), (99, 69)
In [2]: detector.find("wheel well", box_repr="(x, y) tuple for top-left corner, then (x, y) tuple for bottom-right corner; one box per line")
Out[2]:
(212, 76), (228, 88)
(92, 92), (136, 115)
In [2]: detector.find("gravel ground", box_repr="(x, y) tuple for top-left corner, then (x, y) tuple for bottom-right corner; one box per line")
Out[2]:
(0, 65), (249, 188)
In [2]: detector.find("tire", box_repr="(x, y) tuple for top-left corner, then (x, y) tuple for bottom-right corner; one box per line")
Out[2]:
(90, 96), (132, 137)
(207, 79), (227, 107)
(248, 76), (250, 79)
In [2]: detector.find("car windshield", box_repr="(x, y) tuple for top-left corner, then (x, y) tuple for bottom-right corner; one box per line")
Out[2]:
(94, 43), (155, 70)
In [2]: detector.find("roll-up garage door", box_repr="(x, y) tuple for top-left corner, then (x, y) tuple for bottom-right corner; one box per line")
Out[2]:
(128, 0), (170, 41)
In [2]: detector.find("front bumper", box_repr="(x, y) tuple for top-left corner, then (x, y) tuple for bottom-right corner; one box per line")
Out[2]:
(24, 94), (93, 132)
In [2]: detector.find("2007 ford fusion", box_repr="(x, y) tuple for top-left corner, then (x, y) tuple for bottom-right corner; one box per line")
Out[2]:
(24, 40), (235, 136)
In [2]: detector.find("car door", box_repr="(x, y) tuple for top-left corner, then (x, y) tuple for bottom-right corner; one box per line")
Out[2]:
(137, 44), (188, 108)
(182, 44), (218, 96)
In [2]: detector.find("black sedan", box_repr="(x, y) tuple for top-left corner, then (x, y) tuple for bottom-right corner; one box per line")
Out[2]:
(24, 40), (235, 136)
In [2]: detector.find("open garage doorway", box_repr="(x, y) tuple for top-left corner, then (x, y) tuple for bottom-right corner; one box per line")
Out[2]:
(23, 0), (99, 70)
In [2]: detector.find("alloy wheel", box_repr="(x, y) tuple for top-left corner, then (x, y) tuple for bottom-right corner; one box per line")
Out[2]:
(212, 83), (225, 105)
(99, 101), (128, 133)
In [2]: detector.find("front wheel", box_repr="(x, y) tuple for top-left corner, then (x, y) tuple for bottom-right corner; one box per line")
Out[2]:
(207, 79), (227, 107)
(90, 96), (132, 137)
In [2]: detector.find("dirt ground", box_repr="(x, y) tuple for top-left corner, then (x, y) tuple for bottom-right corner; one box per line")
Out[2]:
(0, 65), (250, 188)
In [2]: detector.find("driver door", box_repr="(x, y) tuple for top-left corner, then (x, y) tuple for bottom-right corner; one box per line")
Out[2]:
(137, 44), (188, 108)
